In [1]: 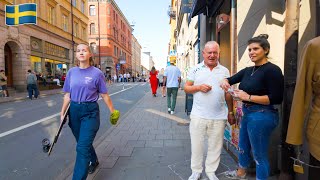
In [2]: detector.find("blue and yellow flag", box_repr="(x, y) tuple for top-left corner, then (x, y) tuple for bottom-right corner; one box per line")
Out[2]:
(5, 3), (37, 26)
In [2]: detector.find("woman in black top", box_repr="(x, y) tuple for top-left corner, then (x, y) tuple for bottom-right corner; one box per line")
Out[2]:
(221, 34), (284, 180)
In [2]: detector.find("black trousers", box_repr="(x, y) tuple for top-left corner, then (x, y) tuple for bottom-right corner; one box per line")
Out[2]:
(309, 154), (320, 180)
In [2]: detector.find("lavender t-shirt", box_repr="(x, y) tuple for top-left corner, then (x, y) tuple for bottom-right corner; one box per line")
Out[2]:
(63, 66), (108, 102)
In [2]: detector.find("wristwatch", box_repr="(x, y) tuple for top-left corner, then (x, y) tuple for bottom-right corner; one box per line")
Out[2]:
(228, 112), (234, 115)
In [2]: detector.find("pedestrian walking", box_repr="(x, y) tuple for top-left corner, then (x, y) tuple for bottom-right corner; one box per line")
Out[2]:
(113, 74), (117, 83)
(157, 68), (166, 97)
(220, 34), (284, 180)
(60, 44), (118, 180)
(26, 69), (39, 100)
(0, 69), (9, 97)
(164, 59), (181, 114)
(149, 66), (158, 97)
(184, 41), (234, 180)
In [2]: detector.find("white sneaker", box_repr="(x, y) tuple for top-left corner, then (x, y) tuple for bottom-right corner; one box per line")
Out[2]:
(207, 173), (219, 180)
(188, 172), (201, 180)
(170, 111), (174, 115)
(168, 108), (171, 113)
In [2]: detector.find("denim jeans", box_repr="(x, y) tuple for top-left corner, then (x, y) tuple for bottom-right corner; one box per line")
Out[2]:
(167, 87), (178, 111)
(69, 101), (100, 180)
(27, 84), (39, 99)
(238, 104), (279, 180)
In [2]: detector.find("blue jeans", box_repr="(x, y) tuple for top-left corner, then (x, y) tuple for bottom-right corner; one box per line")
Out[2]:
(69, 101), (100, 180)
(238, 104), (279, 180)
(27, 84), (39, 99)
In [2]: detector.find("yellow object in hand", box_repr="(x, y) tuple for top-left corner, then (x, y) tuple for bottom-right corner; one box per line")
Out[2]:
(110, 110), (120, 125)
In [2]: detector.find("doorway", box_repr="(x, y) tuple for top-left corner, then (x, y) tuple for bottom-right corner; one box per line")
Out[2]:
(4, 44), (13, 87)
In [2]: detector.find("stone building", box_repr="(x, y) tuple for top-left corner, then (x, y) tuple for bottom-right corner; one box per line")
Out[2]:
(0, 0), (88, 91)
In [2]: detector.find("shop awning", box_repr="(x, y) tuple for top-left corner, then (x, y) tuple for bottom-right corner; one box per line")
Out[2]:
(189, 0), (224, 22)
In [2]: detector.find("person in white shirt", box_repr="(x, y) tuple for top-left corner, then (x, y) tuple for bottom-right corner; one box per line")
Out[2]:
(123, 73), (127, 82)
(184, 41), (235, 180)
(113, 74), (117, 83)
(164, 60), (181, 114)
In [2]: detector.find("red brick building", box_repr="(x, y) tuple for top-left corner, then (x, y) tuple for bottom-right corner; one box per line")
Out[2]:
(88, 0), (132, 77)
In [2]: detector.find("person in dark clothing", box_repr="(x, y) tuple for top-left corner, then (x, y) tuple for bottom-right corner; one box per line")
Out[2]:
(26, 70), (39, 99)
(221, 34), (284, 180)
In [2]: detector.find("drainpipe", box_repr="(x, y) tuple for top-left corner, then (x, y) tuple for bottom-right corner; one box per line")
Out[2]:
(230, 0), (236, 74)
(279, 0), (300, 179)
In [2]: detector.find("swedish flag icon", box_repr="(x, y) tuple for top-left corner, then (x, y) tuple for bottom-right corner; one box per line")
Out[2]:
(5, 3), (37, 26)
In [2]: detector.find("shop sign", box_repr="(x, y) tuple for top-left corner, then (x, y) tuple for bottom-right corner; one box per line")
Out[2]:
(181, 0), (193, 14)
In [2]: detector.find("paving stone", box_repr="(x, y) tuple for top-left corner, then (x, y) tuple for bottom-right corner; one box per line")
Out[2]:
(99, 156), (119, 168)
(138, 134), (155, 140)
(156, 134), (173, 140)
(126, 140), (146, 148)
(145, 140), (164, 147)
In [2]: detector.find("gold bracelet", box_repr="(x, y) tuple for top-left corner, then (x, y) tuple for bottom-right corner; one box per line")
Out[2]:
(248, 95), (252, 102)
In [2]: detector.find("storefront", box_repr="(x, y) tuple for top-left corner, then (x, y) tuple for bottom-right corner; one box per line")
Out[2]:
(30, 37), (70, 79)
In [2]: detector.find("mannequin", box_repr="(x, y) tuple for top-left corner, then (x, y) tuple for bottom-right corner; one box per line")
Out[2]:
(286, 36), (320, 179)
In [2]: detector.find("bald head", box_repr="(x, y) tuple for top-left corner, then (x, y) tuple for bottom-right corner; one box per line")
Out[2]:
(204, 41), (220, 51)
(202, 41), (220, 69)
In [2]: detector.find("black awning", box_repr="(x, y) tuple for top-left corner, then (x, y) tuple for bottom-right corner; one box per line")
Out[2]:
(190, 0), (207, 18)
(189, 0), (224, 18)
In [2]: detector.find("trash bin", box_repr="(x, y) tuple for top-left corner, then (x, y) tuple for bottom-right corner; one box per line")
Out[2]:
(185, 93), (193, 115)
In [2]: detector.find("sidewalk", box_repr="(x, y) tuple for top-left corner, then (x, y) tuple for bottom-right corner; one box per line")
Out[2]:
(0, 88), (63, 104)
(57, 90), (242, 180)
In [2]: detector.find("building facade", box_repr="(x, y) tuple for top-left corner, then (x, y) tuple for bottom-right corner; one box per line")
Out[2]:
(88, 0), (132, 78)
(0, 0), (88, 91)
(131, 35), (141, 76)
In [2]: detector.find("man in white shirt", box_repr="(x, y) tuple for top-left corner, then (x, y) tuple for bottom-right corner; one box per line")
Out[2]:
(164, 59), (181, 115)
(184, 41), (235, 180)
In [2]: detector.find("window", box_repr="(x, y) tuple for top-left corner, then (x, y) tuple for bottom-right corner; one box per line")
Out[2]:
(62, 14), (68, 32)
(89, 5), (96, 16)
(80, 1), (85, 13)
(91, 43), (97, 53)
(72, 0), (77, 7)
(114, 45), (116, 56)
(90, 23), (95, 34)
(74, 22), (79, 37)
(82, 27), (86, 39)
(48, 5), (54, 24)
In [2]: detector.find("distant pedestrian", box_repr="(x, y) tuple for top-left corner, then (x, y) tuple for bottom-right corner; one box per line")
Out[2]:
(221, 34), (284, 180)
(26, 69), (39, 100)
(157, 68), (166, 97)
(0, 69), (9, 97)
(61, 44), (118, 180)
(184, 41), (234, 180)
(164, 60), (181, 114)
(113, 74), (117, 83)
(149, 66), (158, 97)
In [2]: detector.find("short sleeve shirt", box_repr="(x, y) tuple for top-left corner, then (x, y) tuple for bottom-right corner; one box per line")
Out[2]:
(164, 65), (181, 88)
(187, 62), (230, 120)
(63, 66), (108, 102)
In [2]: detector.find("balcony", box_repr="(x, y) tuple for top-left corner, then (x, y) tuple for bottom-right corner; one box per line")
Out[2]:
(167, 6), (176, 19)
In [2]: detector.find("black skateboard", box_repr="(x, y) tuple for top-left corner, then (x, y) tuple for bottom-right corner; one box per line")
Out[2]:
(42, 103), (70, 156)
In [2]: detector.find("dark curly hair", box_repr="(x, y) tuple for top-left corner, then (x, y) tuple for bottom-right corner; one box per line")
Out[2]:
(248, 34), (270, 56)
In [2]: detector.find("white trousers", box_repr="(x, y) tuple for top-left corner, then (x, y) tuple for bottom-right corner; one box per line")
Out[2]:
(189, 116), (226, 175)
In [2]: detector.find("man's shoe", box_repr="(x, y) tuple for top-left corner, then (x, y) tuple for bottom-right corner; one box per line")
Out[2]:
(188, 172), (201, 180)
(224, 170), (247, 179)
(88, 161), (99, 174)
(168, 108), (171, 114)
(170, 111), (174, 115)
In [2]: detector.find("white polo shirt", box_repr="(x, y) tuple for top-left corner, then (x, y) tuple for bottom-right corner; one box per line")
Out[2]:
(187, 62), (230, 120)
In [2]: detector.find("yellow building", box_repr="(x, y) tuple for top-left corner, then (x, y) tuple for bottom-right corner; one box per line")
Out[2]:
(168, 0), (177, 65)
(0, 0), (88, 91)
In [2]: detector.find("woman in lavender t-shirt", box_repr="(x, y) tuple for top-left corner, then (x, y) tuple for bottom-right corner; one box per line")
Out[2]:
(61, 44), (117, 180)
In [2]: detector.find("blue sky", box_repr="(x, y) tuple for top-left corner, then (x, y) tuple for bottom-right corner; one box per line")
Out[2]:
(114, 0), (171, 69)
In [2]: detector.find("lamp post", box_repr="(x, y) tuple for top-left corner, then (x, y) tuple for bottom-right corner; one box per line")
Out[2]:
(97, 0), (101, 68)
(70, 0), (74, 66)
